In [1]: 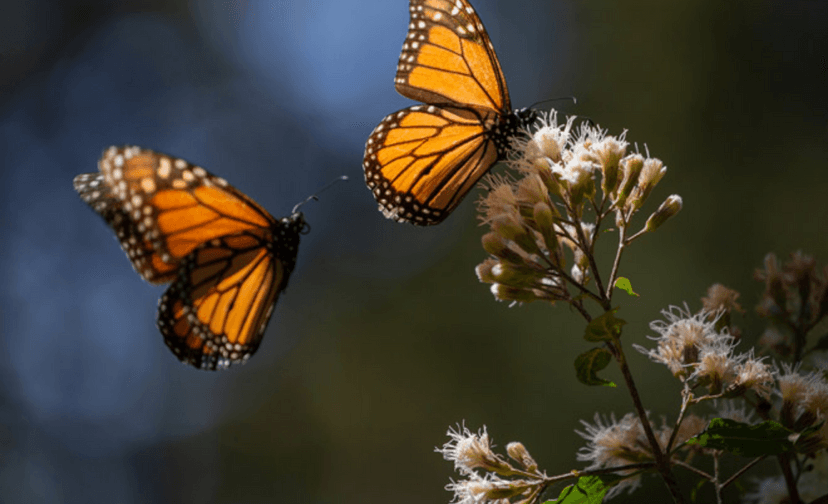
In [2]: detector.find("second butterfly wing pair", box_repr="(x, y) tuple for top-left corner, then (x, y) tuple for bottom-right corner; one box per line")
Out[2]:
(364, 0), (538, 225)
(74, 146), (305, 370)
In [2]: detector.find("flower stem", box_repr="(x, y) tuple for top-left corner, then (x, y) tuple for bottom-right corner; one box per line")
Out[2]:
(612, 339), (686, 503)
(777, 453), (802, 504)
(665, 386), (692, 454)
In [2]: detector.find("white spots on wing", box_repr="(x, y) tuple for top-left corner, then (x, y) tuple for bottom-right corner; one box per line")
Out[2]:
(140, 177), (156, 194)
(158, 157), (171, 179)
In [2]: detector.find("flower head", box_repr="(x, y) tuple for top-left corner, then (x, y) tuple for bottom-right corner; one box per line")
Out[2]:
(438, 424), (546, 504)
(446, 473), (527, 504)
(634, 305), (723, 379)
(438, 424), (511, 476)
(477, 109), (678, 314)
(576, 412), (653, 497)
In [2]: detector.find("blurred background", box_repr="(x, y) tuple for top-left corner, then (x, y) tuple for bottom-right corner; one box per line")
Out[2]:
(1, 0), (826, 502)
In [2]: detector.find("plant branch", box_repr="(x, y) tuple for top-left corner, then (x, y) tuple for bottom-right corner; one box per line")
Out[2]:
(666, 385), (693, 454)
(713, 452), (723, 504)
(777, 453), (802, 504)
(605, 220), (628, 302)
(573, 217), (608, 307)
(673, 459), (712, 480)
(721, 456), (765, 490)
(542, 462), (656, 485)
(612, 339), (686, 503)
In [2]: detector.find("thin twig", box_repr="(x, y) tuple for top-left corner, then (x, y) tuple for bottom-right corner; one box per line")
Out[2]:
(666, 386), (693, 454)
(570, 299), (592, 322)
(713, 452), (723, 504)
(605, 221), (628, 302)
(673, 459), (712, 480)
(573, 219), (608, 307)
(542, 462), (656, 485)
(721, 456), (765, 489)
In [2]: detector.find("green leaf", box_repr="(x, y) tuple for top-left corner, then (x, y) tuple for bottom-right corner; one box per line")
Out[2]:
(614, 277), (639, 297)
(575, 347), (616, 387)
(686, 418), (797, 457)
(584, 309), (626, 342)
(547, 474), (626, 504)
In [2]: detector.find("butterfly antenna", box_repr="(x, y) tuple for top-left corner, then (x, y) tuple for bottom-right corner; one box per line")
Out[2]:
(292, 175), (349, 213)
(528, 96), (577, 110)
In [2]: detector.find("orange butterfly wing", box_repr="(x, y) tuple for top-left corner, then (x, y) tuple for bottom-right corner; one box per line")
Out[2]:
(395, 0), (510, 112)
(74, 146), (304, 370)
(158, 219), (302, 370)
(363, 0), (536, 225)
(364, 105), (499, 224)
(74, 171), (178, 283)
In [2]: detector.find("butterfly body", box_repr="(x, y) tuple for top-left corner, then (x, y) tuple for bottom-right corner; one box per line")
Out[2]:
(74, 146), (304, 370)
(363, 0), (538, 225)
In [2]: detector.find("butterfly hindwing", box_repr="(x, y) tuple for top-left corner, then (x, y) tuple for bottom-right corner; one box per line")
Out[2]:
(157, 223), (302, 371)
(364, 105), (499, 224)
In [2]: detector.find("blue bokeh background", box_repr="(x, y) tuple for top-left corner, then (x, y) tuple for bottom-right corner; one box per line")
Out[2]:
(1, 1), (826, 502)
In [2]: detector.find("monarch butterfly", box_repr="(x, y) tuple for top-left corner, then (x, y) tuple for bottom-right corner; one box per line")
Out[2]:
(74, 146), (306, 370)
(363, 0), (539, 225)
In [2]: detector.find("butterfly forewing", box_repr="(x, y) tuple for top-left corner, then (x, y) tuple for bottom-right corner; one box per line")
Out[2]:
(97, 146), (274, 264)
(74, 172), (179, 283)
(396, 0), (509, 112)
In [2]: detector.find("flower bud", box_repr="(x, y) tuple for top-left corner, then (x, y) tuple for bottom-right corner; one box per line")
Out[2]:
(482, 481), (532, 500)
(475, 259), (498, 284)
(533, 126), (565, 162)
(491, 262), (543, 289)
(631, 158), (666, 211)
(490, 284), (540, 303)
(563, 160), (595, 211)
(532, 202), (559, 253)
(615, 154), (644, 208)
(516, 175), (550, 208)
(481, 232), (507, 256)
(763, 253), (788, 313)
(506, 442), (538, 472)
(536, 166), (565, 200)
(644, 195), (682, 232)
(491, 214), (541, 256)
(593, 136), (627, 196)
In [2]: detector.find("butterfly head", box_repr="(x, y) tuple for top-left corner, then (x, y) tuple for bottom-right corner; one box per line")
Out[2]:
(515, 107), (541, 127)
(492, 108), (541, 157)
(280, 211), (309, 236)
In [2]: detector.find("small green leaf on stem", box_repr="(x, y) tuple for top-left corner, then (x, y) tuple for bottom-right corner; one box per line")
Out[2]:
(614, 277), (639, 297)
(548, 474), (625, 504)
(575, 347), (616, 387)
(583, 308), (626, 342)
